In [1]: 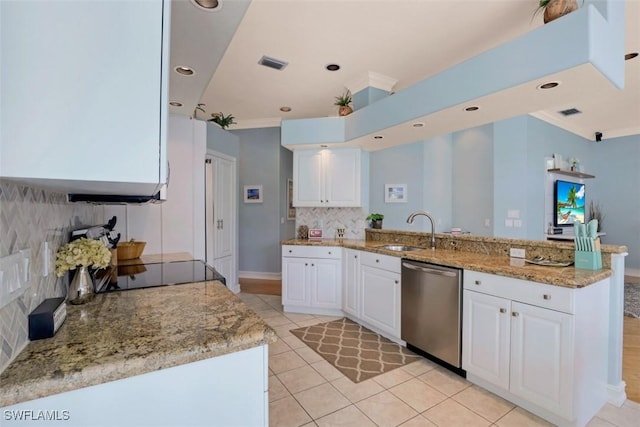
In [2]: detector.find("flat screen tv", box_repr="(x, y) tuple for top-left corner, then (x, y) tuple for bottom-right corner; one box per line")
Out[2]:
(554, 180), (585, 227)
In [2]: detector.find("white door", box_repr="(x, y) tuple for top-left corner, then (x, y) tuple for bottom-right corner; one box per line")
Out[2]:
(311, 258), (341, 309)
(293, 150), (323, 206)
(462, 290), (510, 389)
(282, 258), (310, 307)
(205, 153), (238, 292)
(343, 249), (360, 317)
(324, 149), (361, 207)
(510, 301), (574, 418)
(360, 265), (401, 338)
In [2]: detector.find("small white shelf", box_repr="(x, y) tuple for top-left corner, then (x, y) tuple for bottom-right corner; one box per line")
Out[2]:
(547, 169), (595, 179)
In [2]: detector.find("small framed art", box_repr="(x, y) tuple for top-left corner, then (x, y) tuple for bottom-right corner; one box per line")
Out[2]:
(244, 185), (263, 203)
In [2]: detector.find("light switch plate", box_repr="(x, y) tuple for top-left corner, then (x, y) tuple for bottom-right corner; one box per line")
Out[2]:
(510, 248), (526, 259)
(0, 250), (31, 309)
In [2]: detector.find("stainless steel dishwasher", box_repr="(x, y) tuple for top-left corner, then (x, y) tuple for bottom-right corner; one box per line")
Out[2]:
(401, 260), (463, 372)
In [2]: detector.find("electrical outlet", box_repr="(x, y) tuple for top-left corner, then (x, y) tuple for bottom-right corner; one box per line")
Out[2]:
(510, 248), (526, 258)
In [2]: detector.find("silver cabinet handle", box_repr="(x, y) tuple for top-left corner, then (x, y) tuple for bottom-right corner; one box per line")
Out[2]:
(311, 264), (315, 267)
(394, 280), (399, 284)
(220, 219), (223, 229)
(543, 294), (551, 300)
(402, 262), (457, 277)
(288, 250), (292, 253)
(376, 259), (380, 263)
(512, 312), (519, 317)
(305, 263), (308, 266)
(474, 280), (481, 285)
(500, 308), (506, 313)
(354, 255), (358, 259)
(328, 251), (332, 255)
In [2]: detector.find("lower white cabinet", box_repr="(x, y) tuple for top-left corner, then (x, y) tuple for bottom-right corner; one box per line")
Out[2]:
(462, 270), (609, 427)
(358, 251), (401, 341)
(282, 246), (342, 315)
(342, 249), (361, 317)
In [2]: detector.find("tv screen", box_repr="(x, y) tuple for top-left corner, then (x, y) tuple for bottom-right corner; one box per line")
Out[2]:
(554, 180), (585, 227)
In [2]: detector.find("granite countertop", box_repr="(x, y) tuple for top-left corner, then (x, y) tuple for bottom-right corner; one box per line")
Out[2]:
(282, 238), (612, 288)
(0, 280), (276, 407)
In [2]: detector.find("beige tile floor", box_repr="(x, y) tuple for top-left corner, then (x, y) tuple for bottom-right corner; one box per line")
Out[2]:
(239, 293), (640, 427)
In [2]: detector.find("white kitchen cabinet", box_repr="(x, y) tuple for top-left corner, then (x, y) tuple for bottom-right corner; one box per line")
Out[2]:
(293, 148), (362, 207)
(462, 270), (609, 427)
(342, 249), (361, 317)
(0, 0), (169, 196)
(282, 246), (342, 315)
(359, 252), (401, 341)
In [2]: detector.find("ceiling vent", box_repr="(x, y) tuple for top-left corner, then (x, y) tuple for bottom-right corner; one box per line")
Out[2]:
(558, 108), (582, 116)
(258, 56), (288, 71)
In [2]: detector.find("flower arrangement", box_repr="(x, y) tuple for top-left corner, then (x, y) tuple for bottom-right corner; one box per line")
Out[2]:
(55, 238), (111, 277)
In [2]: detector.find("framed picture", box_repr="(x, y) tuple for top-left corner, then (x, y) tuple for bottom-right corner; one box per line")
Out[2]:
(244, 185), (263, 203)
(287, 179), (295, 220)
(384, 184), (407, 203)
(308, 229), (323, 239)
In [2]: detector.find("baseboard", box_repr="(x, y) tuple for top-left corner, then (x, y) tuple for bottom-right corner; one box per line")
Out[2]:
(606, 381), (627, 407)
(239, 271), (282, 280)
(625, 268), (640, 278)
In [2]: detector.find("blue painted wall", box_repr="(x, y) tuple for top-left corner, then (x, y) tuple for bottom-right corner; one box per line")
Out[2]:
(353, 87), (389, 111)
(233, 127), (289, 274)
(423, 134), (454, 232)
(207, 123), (240, 158)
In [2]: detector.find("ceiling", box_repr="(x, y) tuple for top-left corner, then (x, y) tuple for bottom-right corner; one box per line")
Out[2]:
(169, 0), (640, 145)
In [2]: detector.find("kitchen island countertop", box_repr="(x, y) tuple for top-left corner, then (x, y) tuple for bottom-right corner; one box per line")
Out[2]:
(282, 238), (615, 288)
(0, 279), (276, 407)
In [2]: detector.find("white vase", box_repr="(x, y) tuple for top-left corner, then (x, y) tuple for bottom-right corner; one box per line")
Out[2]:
(68, 266), (94, 305)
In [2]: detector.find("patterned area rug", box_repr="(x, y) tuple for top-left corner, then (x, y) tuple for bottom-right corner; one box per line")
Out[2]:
(625, 283), (640, 318)
(290, 318), (422, 383)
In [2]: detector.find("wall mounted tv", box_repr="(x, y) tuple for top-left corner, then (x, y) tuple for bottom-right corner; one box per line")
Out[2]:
(554, 180), (585, 227)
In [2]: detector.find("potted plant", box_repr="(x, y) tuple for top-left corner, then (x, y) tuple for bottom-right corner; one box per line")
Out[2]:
(334, 91), (353, 116)
(209, 112), (236, 129)
(367, 213), (384, 229)
(534, 0), (580, 24)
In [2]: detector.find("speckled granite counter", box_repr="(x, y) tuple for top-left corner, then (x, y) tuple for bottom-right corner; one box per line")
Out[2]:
(282, 229), (628, 288)
(0, 280), (276, 407)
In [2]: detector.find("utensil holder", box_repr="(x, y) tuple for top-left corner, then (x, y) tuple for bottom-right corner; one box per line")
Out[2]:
(574, 250), (602, 270)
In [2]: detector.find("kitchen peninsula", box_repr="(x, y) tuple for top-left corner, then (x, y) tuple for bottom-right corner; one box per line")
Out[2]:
(282, 229), (628, 427)
(0, 268), (275, 427)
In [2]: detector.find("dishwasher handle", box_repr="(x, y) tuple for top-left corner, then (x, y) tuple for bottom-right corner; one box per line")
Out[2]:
(402, 262), (457, 277)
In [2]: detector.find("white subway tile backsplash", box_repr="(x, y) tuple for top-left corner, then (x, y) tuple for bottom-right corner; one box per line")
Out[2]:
(0, 180), (103, 373)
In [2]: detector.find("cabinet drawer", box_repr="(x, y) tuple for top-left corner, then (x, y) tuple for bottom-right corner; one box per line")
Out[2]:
(359, 251), (401, 273)
(464, 270), (574, 314)
(282, 245), (342, 259)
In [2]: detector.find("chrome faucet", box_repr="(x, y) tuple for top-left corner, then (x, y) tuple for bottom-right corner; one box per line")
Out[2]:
(406, 211), (436, 250)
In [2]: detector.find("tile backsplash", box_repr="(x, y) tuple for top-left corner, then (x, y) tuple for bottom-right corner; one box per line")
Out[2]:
(296, 207), (368, 240)
(0, 180), (103, 373)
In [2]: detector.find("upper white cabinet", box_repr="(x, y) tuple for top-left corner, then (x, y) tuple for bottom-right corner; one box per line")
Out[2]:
(0, 0), (170, 196)
(293, 148), (363, 207)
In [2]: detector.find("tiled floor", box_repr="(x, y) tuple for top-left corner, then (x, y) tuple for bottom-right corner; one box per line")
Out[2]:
(239, 293), (640, 427)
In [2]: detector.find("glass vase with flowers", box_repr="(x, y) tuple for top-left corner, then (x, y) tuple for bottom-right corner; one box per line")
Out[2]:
(55, 238), (111, 304)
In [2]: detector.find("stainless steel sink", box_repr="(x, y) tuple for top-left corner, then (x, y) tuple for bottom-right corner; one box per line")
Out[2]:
(377, 244), (425, 252)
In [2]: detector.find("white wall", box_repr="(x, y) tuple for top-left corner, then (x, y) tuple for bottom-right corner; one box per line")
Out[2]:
(106, 116), (206, 260)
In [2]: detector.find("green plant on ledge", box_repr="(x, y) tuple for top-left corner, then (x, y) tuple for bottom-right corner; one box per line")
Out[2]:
(367, 213), (384, 229)
(334, 91), (353, 107)
(209, 112), (236, 129)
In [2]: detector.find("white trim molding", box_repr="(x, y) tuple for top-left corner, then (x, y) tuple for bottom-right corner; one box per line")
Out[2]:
(625, 267), (640, 278)
(346, 71), (398, 95)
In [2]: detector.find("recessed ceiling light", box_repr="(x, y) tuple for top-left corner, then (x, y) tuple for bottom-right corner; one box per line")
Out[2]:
(175, 66), (194, 76)
(280, 106), (292, 112)
(464, 106), (479, 112)
(537, 81), (560, 90)
(325, 64), (341, 71)
(373, 135), (383, 139)
(625, 52), (639, 61)
(412, 122), (425, 128)
(190, 0), (222, 11)
(169, 101), (183, 107)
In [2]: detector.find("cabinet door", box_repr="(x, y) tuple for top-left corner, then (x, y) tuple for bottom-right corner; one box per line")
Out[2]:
(462, 290), (510, 389)
(214, 157), (236, 259)
(282, 258), (310, 307)
(0, 1), (168, 192)
(360, 265), (401, 338)
(510, 302), (574, 419)
(293, 150), (323, 207)
(311, 259), (342, 309)
(324, 149), (361, 207)
(343, 250), (360, 317)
